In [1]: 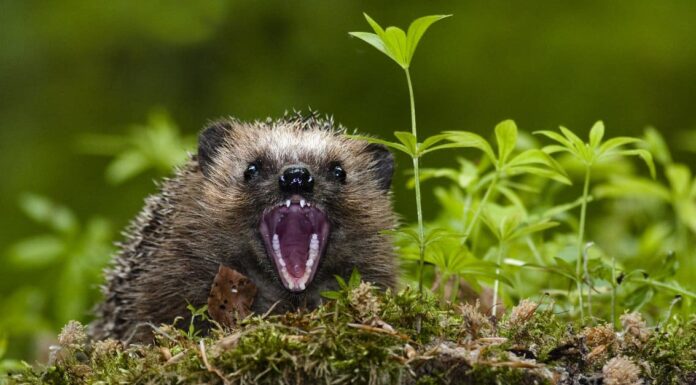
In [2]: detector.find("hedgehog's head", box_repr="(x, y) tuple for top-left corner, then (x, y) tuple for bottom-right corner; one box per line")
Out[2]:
(196, 113), (395, 293)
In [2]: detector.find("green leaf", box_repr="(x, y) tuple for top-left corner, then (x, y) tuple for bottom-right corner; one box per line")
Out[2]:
(19, 194), (78, 234)
(589, 121), (605, 149)
(523, 263), (577, 281)
(496, 185), (526, 213)
(405, 15), (451, 65)
(510, 220), (559, 241)
(364, 13), (386, 36)
(494, 120), (518, 166)
(624, 285), (655, 311)
(541, 144), (573, 155)
(443, 131), (496, 163)
(394, 131), (418, 155)
(106, 150), (150, 184)
(559, 126), (593, 162)
(350, 14), (410, 68)
(666, 163), (692, 197)
(334, 275), (347, 290)
(505, 148), (570, 183)
(597, 137), (641, 155)
(348, 267), (362, 288)
(351, 13), (450, 69)
(420, 142), (477, 156)
(418, 133), (452, 155)
(534, 130), (574, 150)
(424, 227), (457, 246)
(321, 291), (342, 300)
(407, 168), (459, 187)
(390, 227), (422, 244)
(505, 165), (572, 185)
(594, 176), (670, 201)
(382, 26), (409, 68)
(348, 32), (387, 56)
(617, 149), (656, 178)
(643, 127), (672, 165)
(347, 134), (410, 155)
(8, 235), (65, 267)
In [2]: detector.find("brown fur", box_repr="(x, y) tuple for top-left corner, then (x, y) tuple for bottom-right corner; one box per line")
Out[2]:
(89, 113), (396, 342)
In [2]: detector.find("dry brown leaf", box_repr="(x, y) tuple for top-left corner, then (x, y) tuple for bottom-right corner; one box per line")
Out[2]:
(207, 265), (257, 328)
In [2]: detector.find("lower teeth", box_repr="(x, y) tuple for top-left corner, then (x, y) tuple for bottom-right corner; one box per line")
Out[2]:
(272, 232), (320, 290)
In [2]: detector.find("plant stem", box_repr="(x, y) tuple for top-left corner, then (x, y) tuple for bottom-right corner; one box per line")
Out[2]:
(631, 278), (696, 299)
(492, 241), (504, 318)
(576, 167), (591, 322)
(463, 173), (499, 245)
(583, 242), (593, 323)
(405, 70), (417, 138)
(451, 275), (461, 303)
(611, 257), (616, 328)
(405, 69), (425, 295)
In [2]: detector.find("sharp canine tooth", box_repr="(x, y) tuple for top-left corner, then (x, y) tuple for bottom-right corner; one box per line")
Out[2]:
(300, 199), (306, 208)
(272, 234), (283, 266)
(286, 200), (291, 208)
(299, 282), (306, 290)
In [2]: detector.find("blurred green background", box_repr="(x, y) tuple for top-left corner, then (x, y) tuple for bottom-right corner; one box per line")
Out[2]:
(2, 1), (696, 361)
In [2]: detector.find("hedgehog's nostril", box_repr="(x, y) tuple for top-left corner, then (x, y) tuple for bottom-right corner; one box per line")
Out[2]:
(279, 167), (314, 194)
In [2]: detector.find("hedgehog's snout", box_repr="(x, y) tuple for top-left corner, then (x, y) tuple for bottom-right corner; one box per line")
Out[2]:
(279, 167), (314, 194)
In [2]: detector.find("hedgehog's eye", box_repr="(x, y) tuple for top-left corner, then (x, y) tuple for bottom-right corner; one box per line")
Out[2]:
(244, 162), (261, 181)
(329, 162), (346, 184)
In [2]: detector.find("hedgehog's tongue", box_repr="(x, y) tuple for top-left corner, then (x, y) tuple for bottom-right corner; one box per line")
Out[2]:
(260, 200), (329, 292)
(275, 208), (311, 278)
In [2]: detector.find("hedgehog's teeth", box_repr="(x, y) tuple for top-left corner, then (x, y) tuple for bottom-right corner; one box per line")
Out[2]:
(285, 199), (291, 208)
(300, 199), (306, 208)
(272, 234), (285, 266)
(298, 281), (306, 290)
(282, 269), (293, 288)
(307, 233), (319, 268)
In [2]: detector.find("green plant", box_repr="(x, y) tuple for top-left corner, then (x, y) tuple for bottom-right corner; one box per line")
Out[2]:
(0, 336), (23, 376)
(349, 13), (450, 295)
(78, 108), (195, 184)
(5, 194), (113, 326)
(445, 120), (570, 246)
(480, 204), (558, 317)
(535, 122), (655, 321)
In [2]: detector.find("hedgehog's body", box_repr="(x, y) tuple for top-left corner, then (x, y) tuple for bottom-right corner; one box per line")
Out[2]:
(90, 114), (396, 342)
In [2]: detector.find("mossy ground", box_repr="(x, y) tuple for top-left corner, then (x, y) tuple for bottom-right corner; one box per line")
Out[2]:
(3, 284), (695, 385)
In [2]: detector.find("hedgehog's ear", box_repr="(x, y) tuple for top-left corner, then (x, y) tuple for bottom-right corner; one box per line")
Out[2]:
(366, 143), (394, 192)
(198, 121), (231, 177)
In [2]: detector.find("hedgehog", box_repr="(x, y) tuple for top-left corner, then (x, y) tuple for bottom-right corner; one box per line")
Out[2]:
(89, 112), (397, 342)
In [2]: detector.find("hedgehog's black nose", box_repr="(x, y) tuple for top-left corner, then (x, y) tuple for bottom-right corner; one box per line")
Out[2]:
(279, 167), (314, 194)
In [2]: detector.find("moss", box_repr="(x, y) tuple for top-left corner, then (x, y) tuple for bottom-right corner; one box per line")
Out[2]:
(633, 316), (696, 384)
(3, 287), (695, 385)
(499, 300), (568, 361)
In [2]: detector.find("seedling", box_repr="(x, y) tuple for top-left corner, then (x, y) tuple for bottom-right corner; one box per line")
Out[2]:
(536, 121), (655, 321)
(349, 13), (450, 294)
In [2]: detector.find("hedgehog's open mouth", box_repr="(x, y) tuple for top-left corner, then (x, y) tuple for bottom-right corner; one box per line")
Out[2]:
(259, 196), (330, 292)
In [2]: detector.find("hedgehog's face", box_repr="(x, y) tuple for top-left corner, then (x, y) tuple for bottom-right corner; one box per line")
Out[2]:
(197, 117), (394, 293)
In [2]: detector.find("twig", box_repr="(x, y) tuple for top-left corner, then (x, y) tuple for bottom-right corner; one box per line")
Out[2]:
(261, 300), (282, 319)
(199, 340), (231, 385)
(347, 323), (410, 341)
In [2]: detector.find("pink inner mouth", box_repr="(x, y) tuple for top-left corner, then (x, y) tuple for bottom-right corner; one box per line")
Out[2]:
(259, 198), (330, 292)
